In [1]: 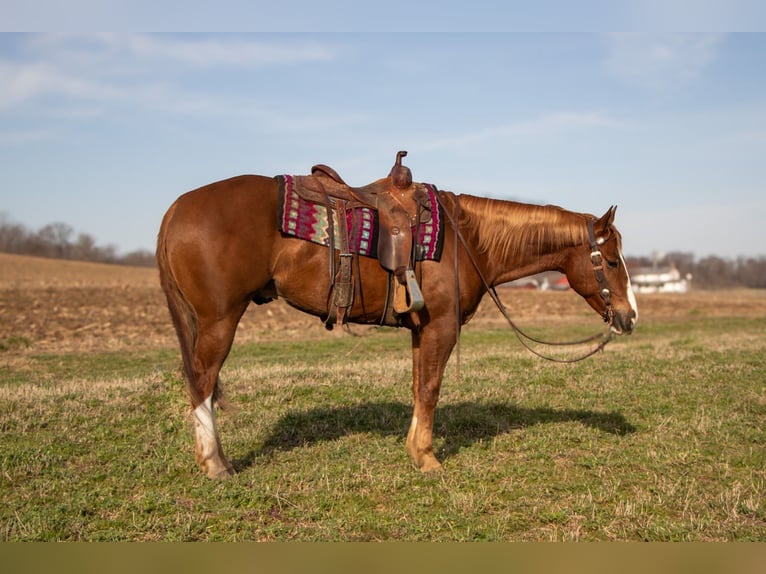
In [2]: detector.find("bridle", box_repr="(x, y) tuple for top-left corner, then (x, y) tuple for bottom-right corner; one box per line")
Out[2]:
(437, 193), (616, 365)
(586, 217), (615, 325)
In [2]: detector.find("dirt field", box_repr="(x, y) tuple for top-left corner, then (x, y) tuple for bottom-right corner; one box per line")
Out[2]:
(2, 252), (765, 355)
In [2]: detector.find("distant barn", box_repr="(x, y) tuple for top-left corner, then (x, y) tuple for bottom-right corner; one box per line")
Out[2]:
(630, 264), (691, 293)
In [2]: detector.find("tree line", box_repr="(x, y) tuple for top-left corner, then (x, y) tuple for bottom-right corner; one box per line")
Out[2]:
(1, 215), (765, 287)
(0, 214), (155, 267)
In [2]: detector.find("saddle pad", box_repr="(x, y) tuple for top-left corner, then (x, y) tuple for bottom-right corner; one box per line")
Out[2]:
(276, 175), (444, 261)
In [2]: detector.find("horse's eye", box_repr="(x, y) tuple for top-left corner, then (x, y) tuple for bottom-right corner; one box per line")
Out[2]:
(607, 259), (619, 269)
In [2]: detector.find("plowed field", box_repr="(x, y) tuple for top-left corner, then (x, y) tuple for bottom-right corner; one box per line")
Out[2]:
(2, 252), (764, 355)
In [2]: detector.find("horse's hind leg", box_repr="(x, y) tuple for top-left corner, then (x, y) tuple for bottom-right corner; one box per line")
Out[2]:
(189, 311), (245, 479)
(193, 390), (230, 479)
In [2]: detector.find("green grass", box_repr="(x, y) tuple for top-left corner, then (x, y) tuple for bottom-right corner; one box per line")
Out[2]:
(1, 315), (765, 541)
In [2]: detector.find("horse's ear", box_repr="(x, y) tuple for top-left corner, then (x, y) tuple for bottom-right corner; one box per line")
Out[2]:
(595, 206), (617, 243)
(599, 205), (617, 226)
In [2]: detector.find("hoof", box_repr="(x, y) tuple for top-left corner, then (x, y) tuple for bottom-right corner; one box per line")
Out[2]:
(201, 460), (235, 480)
(412, 451), (443, 473)
(419, 459), (443, 473)
(206, 466), (235, 480)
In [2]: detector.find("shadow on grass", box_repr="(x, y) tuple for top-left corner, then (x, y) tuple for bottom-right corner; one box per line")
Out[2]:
(233, 401), (635, 472)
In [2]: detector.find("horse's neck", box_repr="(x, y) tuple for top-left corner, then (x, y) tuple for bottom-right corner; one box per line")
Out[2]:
(455, 194), (585, 286)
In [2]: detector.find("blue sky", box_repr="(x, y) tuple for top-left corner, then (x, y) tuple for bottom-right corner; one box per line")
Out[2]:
(1, 30), (765, 258)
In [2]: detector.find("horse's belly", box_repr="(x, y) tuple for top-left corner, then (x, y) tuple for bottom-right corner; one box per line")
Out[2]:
(271, 238), (391, 323)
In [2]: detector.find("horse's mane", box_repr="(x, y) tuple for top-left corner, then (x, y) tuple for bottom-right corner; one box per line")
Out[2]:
(456, 194), (590, 263)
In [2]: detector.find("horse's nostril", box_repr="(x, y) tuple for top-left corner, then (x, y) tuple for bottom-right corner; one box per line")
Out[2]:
(612, 311), (636, 335)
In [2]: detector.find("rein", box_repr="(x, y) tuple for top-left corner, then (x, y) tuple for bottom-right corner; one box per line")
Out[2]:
(436, 192), (614, 365)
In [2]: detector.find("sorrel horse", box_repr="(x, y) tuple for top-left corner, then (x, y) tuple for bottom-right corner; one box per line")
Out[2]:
(157, 156), (638, 479)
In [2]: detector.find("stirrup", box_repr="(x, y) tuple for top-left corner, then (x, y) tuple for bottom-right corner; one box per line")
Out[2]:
(393, 269), (425, 314)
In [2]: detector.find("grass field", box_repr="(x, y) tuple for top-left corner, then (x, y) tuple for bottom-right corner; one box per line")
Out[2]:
(1, 253), (765, 541)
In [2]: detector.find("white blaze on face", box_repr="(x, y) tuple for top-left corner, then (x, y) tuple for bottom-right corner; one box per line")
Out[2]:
(619, 249), (639, 327)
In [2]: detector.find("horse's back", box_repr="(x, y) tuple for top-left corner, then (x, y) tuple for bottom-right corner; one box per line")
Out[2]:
(168, 174), (277, 224)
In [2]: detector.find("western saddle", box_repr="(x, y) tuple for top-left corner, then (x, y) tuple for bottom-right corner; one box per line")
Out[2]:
(290, 151), (431, 327)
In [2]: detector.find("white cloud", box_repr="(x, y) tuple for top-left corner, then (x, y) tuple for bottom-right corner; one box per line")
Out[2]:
(605, 33), (724, 92)
(0, 60), (114, 109)
(28, 33), (337, 68)
(0, 61), (48, 108)
(0, 34), (339, 115)
(420, 111), (625, 151)
(124, 34), (336, 67)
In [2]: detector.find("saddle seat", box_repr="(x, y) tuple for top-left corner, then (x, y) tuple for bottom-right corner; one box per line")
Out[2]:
(296, 163), (430, 226)
(290, 151), (429, 324)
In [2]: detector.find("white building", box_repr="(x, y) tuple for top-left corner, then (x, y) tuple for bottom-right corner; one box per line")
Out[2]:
(630, 264), (692, 294)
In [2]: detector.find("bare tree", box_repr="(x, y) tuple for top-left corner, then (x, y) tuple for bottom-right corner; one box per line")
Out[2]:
(71, 232), (98, 261)
(0, 212), (29, 253)
(36, 222), (74, 259)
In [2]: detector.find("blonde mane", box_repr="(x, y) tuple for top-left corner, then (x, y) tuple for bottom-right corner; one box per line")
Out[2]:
(457, 195), (590, 263)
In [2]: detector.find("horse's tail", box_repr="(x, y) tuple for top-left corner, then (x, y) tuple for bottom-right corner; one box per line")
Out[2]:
(156, 204), (202, 405)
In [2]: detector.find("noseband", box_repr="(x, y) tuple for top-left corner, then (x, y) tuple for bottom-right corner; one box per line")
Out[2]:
(587, 218), (615, 325)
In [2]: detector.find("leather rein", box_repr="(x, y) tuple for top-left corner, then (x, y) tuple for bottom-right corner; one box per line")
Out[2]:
(436, 193), (615, 365)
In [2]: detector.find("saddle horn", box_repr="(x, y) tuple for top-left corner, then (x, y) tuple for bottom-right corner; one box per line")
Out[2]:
(389, 150), (412, 190)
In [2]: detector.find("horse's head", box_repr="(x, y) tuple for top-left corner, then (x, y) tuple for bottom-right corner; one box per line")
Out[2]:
(564, 206), (638, 335)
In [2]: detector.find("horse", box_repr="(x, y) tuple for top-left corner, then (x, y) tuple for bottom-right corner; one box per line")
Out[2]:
(156, 157), (638, 479)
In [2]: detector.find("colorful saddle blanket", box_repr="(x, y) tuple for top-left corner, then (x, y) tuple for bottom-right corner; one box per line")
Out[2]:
(276, 175), (444, 261)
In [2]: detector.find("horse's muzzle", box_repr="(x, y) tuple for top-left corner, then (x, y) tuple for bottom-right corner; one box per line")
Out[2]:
(610, 309), (637, 336)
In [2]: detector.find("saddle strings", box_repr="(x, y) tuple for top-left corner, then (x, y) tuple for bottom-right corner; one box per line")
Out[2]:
(436, 191), (613, 364)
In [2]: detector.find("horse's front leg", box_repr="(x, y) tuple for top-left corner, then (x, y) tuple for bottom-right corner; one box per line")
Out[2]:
(406, 322), (456, 472)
